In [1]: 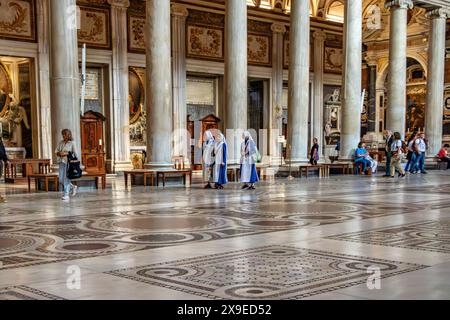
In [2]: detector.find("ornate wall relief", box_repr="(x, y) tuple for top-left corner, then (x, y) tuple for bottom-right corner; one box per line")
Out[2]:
(77, 5), (111, 49)
(248, 34), (271, 66)
(324, 47), (343, 74)
(187, 25), (224, 61)
(0, 0), (36, 42)
(127, 13), (145, 53)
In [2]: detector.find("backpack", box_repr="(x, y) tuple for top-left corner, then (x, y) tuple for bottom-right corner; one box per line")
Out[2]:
(67, 152), (82, 179)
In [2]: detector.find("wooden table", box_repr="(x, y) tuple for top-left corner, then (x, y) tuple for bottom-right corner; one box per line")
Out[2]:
(6, 159), (51, 182)
(28, 173), (59, 192)
(323, 163), (351, 175)
(299, 165), (327, 178)
(123, 169), (157, 188)
(156, 169), (192, 187)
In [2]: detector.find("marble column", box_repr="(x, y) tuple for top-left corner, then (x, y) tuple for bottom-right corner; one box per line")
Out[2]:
(287, 0), (310, 162)
(109, 0), (133, 172)
(271, 22), (286, 162)
(367, 60), (377, 133)
(425, 8), (449, 156)
(340, 0), (362, 160)
(225, 0), (247, 163)
(36, 0), (52, 159)
(313, 30), (326, 158)
(49, 0), (81, 163)
(171, 4), (189, 161)
(385, 0), (414, 138)
(145, 0), (173, 168)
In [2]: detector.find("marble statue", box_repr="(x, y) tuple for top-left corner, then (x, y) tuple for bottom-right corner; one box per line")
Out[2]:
(0, 96), (30, 147)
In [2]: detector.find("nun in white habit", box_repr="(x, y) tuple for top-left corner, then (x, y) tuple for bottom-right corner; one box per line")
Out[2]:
(202, 130), (215, 189)
(213, 132), (228, 189)
(240, 131), (259, 190)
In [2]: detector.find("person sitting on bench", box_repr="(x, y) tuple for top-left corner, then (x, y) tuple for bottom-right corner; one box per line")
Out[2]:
(437, 144), (450, 170)
(354, 142), (372, 174)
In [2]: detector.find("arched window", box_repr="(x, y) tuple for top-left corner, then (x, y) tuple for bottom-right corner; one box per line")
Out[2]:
(326, 1), (344, 23)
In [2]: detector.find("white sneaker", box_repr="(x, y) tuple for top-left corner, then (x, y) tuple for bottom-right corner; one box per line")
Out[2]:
(70, 185), (78, 197)
(61, 195), (70, 201)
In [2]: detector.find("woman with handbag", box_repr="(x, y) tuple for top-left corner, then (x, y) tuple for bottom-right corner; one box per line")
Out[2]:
(55, 129), (79, 201)
(240, 131), (259, 190)
(390, 132), (406, 178)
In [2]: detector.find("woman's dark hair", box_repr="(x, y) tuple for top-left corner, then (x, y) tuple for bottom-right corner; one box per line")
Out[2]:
(61, 129), (73, 141)
(444, 144), (450, 148)
(358, 141), (364, 148)
(393, 132), (401, 140)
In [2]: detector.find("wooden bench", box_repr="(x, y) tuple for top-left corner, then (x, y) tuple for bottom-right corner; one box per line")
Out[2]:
(123, 169), (157, 188)
(353, 162), (372, 175)
(6, 159), (51, 183)
(323, 163), (351, 175)
(299, 165), (327, 178)
(72, 172), (107, 189)
(227, 166), (266, 182)
(28, 173), (59, 192)
(156, 169), (192, 187)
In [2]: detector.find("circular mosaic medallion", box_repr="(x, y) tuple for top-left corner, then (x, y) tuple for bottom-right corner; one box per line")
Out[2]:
(221, 284), (281, 299)
(62, 243), (111, 251)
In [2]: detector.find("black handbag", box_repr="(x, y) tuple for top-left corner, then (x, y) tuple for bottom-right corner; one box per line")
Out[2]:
(67, 152), (82, 179)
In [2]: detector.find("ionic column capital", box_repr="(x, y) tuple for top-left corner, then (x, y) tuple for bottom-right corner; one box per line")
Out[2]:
(426, 8), (450, 20)
(271, 22), (286, 34)
(312, 29), (326, 41)
(171, 4), (189, 18)
(385, 0), (413, 10)
(107, 0), (130, 9)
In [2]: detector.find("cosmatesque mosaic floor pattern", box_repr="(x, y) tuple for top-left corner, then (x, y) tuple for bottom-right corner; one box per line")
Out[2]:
(1, 172), (450, 299)
(106, 245), (427, 300)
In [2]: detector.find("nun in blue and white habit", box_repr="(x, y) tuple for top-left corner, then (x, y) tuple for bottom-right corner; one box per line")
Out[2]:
(240, 131), (259, 190)
(213, 132), (228, 189)
(202, 130), (215, 189)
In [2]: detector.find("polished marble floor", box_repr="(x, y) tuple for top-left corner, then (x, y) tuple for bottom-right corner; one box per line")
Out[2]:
(1, 172), (450, 300)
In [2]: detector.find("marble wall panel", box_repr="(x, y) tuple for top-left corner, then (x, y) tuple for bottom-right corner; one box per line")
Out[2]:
(248, 33), (271, 66)
(127, 13), (145, 53)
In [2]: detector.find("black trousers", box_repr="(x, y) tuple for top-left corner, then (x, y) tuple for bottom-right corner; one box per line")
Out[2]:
(440, 157), (450, 169)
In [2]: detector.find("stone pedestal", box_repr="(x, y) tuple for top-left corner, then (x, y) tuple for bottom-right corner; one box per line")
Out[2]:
(287, 0), (310, 163)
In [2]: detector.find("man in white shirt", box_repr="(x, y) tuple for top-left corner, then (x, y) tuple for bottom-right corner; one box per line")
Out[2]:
(410, 133), (427, 174)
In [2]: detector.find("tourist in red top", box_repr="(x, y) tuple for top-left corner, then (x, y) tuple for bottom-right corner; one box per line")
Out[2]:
(437, 144), (450, 169)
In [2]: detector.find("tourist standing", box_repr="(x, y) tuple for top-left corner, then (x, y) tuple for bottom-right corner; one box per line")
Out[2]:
(309, 138), (319, 165)
(213, 132), (228, 189)
(410, 132), (428, 174)
(55, 129), (78, 201)
(0, 137), (9, 203)
(390, 132), (406, 178)
(202, 130), (215, 189)
(383, 130), (393, 177)
(240, 131), (259, 190)
(405, 132), (418, 172)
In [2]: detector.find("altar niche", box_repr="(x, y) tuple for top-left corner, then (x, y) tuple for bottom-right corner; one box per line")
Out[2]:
(0, 56), (34, 159)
